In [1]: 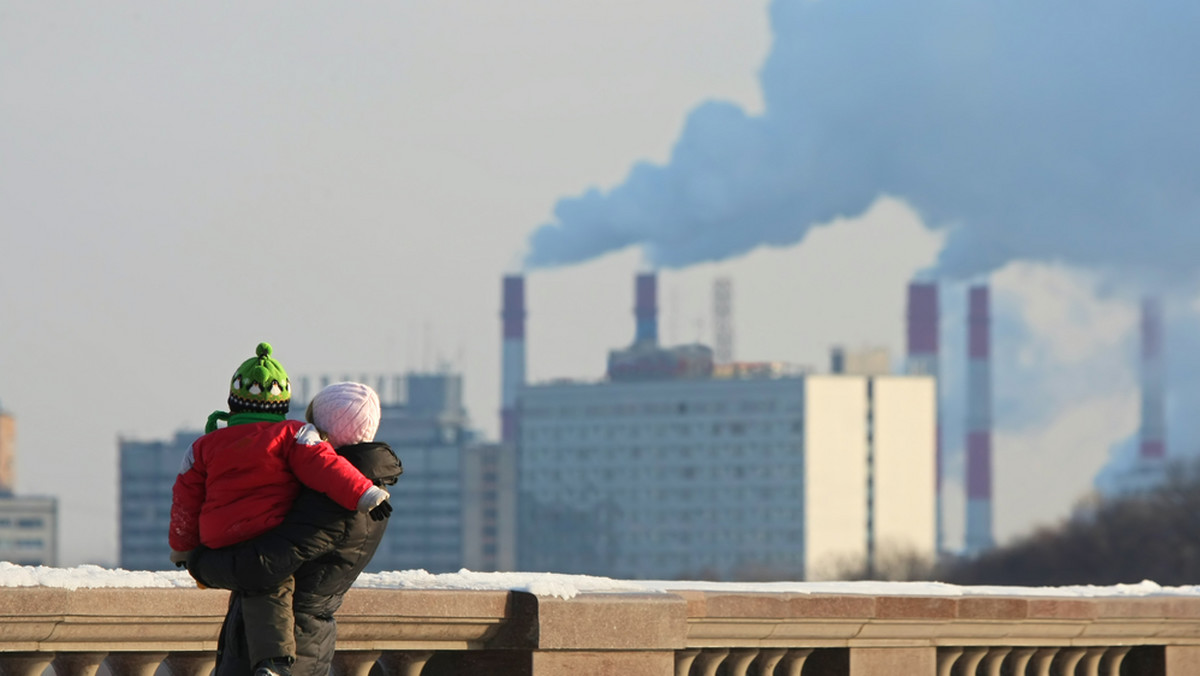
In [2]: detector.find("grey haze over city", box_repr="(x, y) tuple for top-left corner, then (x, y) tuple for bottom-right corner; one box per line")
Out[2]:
(2, 1), (1196, 566)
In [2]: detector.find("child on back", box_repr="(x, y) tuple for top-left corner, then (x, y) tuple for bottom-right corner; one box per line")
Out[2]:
(169, 342), (389, 676)
(186, 381), (402, 676)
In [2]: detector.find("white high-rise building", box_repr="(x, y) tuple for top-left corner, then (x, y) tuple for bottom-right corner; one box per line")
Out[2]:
(516, 372), (936, 581)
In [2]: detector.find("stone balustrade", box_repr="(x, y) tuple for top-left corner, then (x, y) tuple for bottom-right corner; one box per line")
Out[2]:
(2, 586), (1199, 675)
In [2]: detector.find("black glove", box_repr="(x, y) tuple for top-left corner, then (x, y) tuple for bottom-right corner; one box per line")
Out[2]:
(369, 500), (393, 521)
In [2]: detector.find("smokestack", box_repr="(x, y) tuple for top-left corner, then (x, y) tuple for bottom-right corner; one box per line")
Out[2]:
(635, 272), (658, 345)
(905, 282), (942, 552)
(965, 284), (995, 555)
(713, 277), (734, 363)
(1139, 296), (1166, 460)
(501, 275), (526, 445)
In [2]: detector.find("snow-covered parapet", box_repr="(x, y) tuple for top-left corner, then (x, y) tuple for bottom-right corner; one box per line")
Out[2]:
(3, 561), (1199, 600)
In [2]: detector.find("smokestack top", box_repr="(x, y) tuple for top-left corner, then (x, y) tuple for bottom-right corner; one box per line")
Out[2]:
(968, 285), (990, 360)
(635, 272), (658, 345)
(502, 275), (526, 340)
(906, 282), (939, 356)
(1141, 296), (1163, 361)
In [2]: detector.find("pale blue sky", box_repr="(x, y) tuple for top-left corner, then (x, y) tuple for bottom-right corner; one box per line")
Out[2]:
(1, 1), (1179, 567)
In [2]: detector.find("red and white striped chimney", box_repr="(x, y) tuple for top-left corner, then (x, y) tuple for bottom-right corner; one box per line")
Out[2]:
(965, 284), (994, 555)
(1139, 296), (1166, 461)
(905, 282), (943, 552)
(501, 275), (527, 445)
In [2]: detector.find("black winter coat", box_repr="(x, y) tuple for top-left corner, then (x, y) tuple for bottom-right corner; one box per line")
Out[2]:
(187, 441), (403, 676)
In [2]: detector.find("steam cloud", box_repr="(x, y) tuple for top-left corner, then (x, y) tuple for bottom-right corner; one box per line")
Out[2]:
(525, 0), (1200, 282)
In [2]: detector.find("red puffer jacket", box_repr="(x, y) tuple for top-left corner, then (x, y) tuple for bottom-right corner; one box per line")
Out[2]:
(169, 419), (373, 551)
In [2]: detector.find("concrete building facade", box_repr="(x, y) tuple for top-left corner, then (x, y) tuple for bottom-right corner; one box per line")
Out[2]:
(516, 372), (936, 581)
(0, 495), (57, 566)
(119, 431), (200, 570)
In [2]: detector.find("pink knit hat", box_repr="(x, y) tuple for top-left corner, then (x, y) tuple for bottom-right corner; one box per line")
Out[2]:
(310, 382), (381, 448)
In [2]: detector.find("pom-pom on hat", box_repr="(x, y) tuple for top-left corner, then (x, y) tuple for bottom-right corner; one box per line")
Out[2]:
(228, 342), (291, 415)
(309, 381), (381, 448)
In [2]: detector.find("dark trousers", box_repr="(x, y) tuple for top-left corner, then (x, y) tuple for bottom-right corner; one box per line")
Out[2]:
(241, 576), (297, 665)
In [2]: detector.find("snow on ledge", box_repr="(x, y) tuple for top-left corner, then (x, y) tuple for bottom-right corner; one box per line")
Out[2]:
(3, 562), (1199, 600)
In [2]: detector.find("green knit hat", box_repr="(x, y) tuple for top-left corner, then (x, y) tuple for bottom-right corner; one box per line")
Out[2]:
(227, 342), (291, 414)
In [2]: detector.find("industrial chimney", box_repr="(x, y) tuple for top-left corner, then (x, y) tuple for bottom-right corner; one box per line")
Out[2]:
(1139, 296), (1166, 461)
(635, 272), (658, 346)
(965, 284), (995, 555)
(905, 282), (942, 552)
(500, 275), (527, 445)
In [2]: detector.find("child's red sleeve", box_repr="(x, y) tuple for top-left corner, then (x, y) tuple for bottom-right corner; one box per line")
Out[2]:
(169, 444), (206, 552)
(287, 429), (374, 510)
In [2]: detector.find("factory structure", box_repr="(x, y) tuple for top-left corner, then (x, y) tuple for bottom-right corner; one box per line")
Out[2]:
(508, 273), (937, 580)
(1101, 295), (1174, 497)
(115, 270), (1177, 576)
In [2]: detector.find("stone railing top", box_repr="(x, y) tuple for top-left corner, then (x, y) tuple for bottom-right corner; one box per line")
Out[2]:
(4, 564), (1200, 653)
(3, 563), (1199, 601)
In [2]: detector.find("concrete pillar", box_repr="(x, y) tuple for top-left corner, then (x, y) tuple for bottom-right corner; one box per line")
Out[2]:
(850, 647), (935, 675)
(52, 653), (108, 676)
(1165, 646), (1200, 675)
(105, 653), (168, 676)
(163, 653), (215, 676)
(378, 651), (434, 676)
(0, 653), (55, 676)
(331, 651), (381, 676)
(1100, 646), (1131, 676)
(777, 649), (813, 676)
(979, 647), (1010, 676)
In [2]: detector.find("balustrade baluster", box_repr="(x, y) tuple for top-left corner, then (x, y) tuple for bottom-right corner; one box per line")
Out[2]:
(1075, 647), (1107, 676)
(1053, 648), (1085, 676)
(1028, 647), (1060, 676)
(331, 651), (380, 676)
(674, 649), (700, 676)
(721, 649), (758, 676)
(0, 653), (54, 676)
(776, 648), (812, 676)
(51, 653), (107, 676)
(956, 647), (987, 675)
(751, 648), (786, 676)
(937, 647), (964, 676)
(105, 653), (168, 676)
(1006, 647), (1038, 675)
(979, 646), (1011, 676)
(692, 648), (729, 676)
(378, 651), (434, 676)
(1099, 646), (1131, 676)
(163, 653), (215, 676)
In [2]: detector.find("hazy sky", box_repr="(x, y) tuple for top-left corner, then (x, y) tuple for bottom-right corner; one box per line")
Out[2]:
(1, 2), (1181, 567)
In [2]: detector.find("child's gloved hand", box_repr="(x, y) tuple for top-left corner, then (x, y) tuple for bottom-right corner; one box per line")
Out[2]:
(356, 485), (390, 513)
(369, 500), (393, 521)
(169, 549), (191, 569)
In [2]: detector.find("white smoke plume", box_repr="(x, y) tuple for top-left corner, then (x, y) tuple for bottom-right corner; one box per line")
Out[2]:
(525, 0), (1200, 283)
